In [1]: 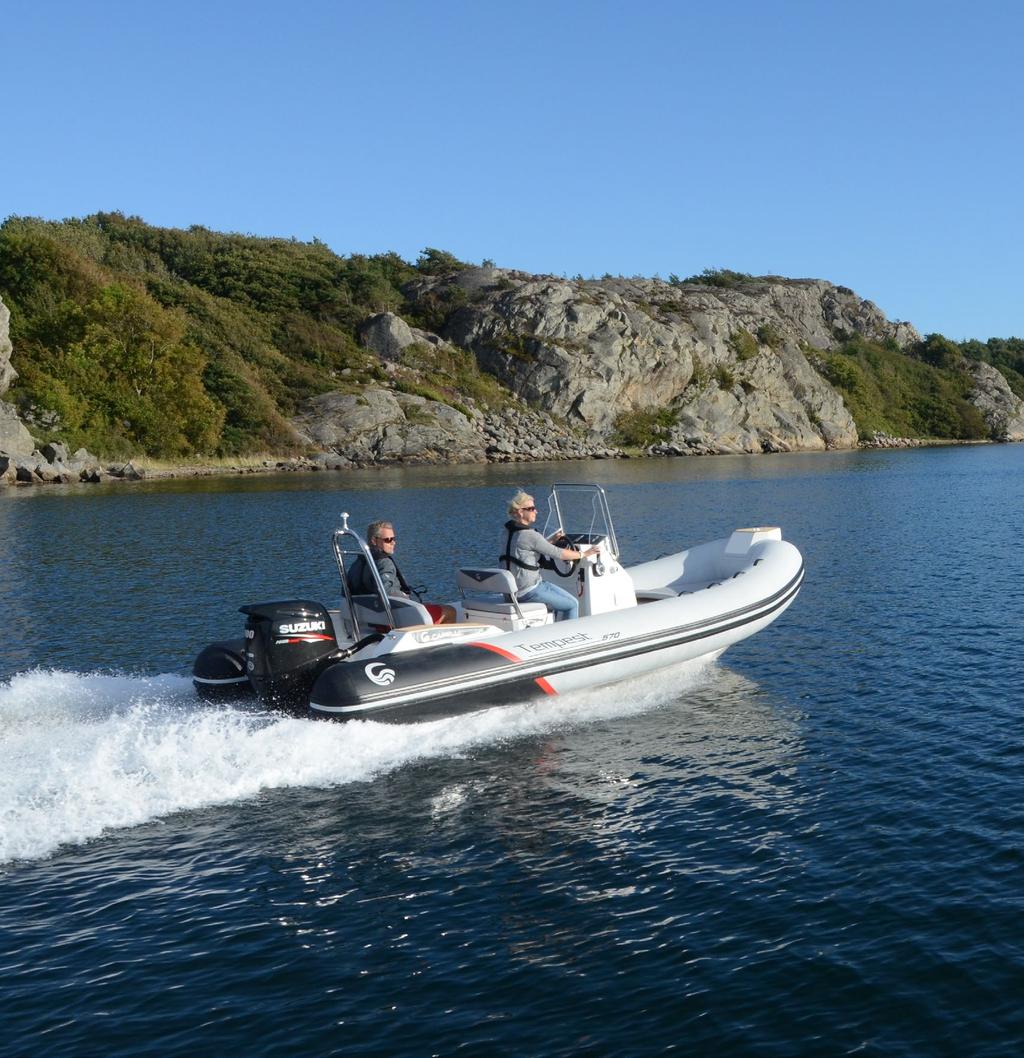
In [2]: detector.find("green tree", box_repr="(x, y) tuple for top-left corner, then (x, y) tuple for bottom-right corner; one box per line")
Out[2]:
(63, 284), (224, 454)
(416, 247), (466, 275)
(917, 333), (962, 370)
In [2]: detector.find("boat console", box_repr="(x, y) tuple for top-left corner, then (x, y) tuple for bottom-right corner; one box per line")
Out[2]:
(536, 484), (637, 617)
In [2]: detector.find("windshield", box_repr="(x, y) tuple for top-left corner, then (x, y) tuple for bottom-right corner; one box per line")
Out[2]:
(541, 483), (618, 557)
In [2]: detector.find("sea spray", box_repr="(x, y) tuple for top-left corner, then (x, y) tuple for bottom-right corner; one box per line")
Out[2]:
(0, 660), (716, 863)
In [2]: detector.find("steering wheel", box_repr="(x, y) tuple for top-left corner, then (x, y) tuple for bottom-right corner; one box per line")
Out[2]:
(550, 534), (579, 578)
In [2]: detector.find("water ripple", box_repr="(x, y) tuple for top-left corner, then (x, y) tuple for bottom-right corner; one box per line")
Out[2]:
(3, 448), (1024, 1056)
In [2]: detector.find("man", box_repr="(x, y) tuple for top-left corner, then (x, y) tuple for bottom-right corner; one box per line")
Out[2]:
(352, 520), (456, 624)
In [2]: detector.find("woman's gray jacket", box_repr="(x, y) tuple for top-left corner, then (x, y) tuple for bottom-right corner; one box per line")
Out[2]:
(499, 524), (564, 593)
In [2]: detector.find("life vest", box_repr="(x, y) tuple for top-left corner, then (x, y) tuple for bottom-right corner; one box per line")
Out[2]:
(500, 520), (540, 572)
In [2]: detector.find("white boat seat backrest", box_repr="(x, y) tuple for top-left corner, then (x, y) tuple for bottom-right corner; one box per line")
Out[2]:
(456, 567), (549, 617)
(456, 567), (520, 596)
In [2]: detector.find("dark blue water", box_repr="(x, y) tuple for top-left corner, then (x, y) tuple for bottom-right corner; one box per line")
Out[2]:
(2, 447), (1022, 1057)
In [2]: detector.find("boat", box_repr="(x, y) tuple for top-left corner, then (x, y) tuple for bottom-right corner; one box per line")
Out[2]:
(192, 483), (803, 722)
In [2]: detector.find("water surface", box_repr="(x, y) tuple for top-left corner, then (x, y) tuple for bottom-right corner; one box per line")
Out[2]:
(1, 447), (1021, 1056)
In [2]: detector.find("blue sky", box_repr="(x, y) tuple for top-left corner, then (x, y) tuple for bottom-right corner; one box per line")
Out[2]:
(4, 0), (1022, 340)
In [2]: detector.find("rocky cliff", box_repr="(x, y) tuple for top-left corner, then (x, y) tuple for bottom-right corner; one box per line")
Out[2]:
(0, 295), (15, 394)
(340, 270), (928, 461)
(968, 361), (1024, 442)
(300, 267), (1024, 463)
(0, 296), (36, 458)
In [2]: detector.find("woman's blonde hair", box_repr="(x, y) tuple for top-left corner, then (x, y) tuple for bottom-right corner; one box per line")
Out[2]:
(507, 489), (534, 517)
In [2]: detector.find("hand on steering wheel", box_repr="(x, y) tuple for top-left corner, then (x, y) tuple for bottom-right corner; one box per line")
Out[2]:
(551, 534), (579, 578)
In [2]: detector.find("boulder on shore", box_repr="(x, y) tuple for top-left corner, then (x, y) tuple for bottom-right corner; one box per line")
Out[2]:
(0, 399), (36, 457)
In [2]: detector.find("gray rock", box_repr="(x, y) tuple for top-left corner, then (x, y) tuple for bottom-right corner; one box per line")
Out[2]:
(41, 441), (70, 464)
(19, 403), (62, 431)
(861, 431), (924, 449)
(67, 446), (101, 469)
(968, 361), (1024, 441)
(312, 452), (353, 471)
(452, 266), (504, 293)
(292, 387), (487, 465)
(358, 313), (417, 362)
(0, 296), (15, 396)
(0, 400), (36, 457)
(33, 460), (73, 484)
(60, 447), (105, 481)
(289, 269), (1024, 466)
(111, 461), (146, 480)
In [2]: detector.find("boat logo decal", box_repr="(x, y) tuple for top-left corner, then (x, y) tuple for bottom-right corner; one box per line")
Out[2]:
(278, 620), (327, 635)
(364, 661), (397, 686)
(415, 627), (474, 644)
(519, 632), (592, 654)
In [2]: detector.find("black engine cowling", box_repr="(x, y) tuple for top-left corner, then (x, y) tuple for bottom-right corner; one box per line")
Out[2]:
(240, 600), (340, 712)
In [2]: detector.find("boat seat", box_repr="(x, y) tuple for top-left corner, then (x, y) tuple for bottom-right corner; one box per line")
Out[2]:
(349, 593), (434, 631)
(456, 567), (549, 620)
(461, 597), (549, 617)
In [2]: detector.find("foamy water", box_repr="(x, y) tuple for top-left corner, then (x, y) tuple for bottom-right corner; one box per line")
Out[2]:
(0, 662), (714, 864)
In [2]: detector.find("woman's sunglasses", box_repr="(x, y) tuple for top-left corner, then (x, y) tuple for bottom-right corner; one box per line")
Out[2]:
(519, 506), (537, 512)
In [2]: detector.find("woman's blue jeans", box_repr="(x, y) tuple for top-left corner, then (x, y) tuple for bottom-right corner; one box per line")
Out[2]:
(520, 579), (579, 622)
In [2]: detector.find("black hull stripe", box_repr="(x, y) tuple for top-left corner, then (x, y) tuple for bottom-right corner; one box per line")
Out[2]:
(311, 564), (803, 715)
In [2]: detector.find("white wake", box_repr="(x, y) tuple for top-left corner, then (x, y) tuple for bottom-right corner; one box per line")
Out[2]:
(0, 662), (716, 864)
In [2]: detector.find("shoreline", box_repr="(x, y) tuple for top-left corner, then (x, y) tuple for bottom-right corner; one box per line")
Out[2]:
(1, 436), (1003, 490)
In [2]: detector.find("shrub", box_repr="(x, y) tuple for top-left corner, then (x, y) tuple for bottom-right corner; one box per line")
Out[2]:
(610, 406), (678, 448)
(679, 268), (754, 289)
(715, 365), (736, 390)
(398, 342), (510, 412)
(730, 328), (759, 361)
(403, 283), (469, 333)
(415, 248), (467, 275)
(812, 335), (991, 440)
(916, 333), (963, 370)
(820, 355), (862, 393)
(687, 360), (710, 392)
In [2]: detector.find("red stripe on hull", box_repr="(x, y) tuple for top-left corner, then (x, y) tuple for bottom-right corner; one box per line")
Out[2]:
(534, 677), (557, 695)
(468, 641), (523, 662)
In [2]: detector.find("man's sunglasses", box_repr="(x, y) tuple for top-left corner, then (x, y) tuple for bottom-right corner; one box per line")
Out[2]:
(376, 536), (397, 543)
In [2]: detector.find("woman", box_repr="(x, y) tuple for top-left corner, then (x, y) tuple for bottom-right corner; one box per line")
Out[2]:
(499, 489), (595, 622)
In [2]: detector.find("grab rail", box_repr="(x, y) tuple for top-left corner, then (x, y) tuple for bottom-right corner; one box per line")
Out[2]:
(331, 512), (396, 638)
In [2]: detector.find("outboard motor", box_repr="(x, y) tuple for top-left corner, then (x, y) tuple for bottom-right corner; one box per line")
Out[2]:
(193, 639), (253, 702)
(241, 600), (340, 712)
